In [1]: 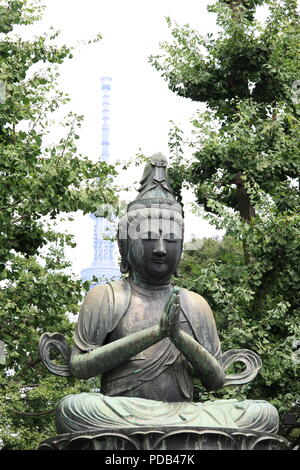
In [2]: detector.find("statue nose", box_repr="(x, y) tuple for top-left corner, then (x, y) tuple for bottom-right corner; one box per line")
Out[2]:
(153, 238), (167, 256)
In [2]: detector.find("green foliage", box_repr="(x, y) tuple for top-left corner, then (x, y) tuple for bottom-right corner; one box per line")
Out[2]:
(188, 102), (300, 216)
(151, 0), (300, 425)
(150, 1), (300, 120)
(0, 0), (118, 449)
(179, 235), (299, 414)
(167, 122), (189, 204)
(0, 374), (96, 450)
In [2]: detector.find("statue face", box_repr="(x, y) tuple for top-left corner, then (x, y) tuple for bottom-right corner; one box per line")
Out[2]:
(128, 216), (183, 284)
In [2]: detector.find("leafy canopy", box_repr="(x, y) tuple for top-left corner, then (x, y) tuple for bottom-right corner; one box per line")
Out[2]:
(151, 0), (300, 424)
(0, 0), (117, 449)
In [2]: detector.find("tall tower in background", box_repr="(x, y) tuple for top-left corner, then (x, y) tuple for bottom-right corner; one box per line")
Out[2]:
(81, 77), (120, 286)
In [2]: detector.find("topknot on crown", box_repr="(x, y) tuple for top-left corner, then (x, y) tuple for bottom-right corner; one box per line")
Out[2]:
(127, 152), (182, 215)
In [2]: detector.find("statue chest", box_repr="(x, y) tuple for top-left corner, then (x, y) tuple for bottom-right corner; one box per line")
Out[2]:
(107, 287), (190, 360)
(102, 285), (195, 401)
(110, 287), (187, 339)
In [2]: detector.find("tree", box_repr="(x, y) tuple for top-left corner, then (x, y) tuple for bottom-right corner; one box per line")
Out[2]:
(0, 0), (117, 449)
(150, 0), (300, 425)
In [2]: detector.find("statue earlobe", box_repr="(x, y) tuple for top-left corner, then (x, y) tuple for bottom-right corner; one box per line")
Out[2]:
(120, 258), (130, 274)
(117, 228), (130, 274)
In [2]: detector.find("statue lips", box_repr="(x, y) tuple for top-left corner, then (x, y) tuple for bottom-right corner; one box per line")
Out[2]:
(152, 257), (167, 264)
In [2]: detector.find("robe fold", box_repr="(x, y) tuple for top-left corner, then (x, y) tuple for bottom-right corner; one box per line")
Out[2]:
(56, 279), (279, 435)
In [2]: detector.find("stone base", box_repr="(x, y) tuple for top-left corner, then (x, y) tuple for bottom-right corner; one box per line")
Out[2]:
(38, 427), (291, 450)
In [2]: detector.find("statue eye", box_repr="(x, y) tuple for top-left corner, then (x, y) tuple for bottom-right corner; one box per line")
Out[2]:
(140, 231), (159, 240)
(163, 233), (178, 241)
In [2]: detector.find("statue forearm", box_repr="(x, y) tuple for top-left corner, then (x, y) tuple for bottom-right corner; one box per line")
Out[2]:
(172, 330), (225, 391)
(70, 325), (164, 380)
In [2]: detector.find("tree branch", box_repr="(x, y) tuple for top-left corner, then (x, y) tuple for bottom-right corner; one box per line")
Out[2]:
(0, 199), (22, 212)
(55, 118), (76, 167)
(28, 357), (41, 368)
(10, 409), (56, 416)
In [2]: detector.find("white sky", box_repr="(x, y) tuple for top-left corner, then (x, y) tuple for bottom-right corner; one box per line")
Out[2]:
(36, 0), (220, 159)
(30, 1), (243, 275)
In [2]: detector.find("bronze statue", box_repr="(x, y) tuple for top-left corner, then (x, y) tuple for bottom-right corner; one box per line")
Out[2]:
(40, 153), (279, 436)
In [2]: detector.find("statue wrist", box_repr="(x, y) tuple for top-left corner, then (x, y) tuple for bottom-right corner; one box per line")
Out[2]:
(169, 328), (181, 345)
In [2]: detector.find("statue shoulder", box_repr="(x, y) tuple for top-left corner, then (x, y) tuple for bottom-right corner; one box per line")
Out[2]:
(82, 282), (108, 303)
(75, 279), (131, 351)
(178, 286), (221, 357)
(179, 286), (212, 315)
(75, 279), (131, 349)
(82, 278), (131, 310)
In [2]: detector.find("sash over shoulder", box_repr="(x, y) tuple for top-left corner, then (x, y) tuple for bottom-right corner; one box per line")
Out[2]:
(73, 279), (131, 351)
(74, 279), (222, 363)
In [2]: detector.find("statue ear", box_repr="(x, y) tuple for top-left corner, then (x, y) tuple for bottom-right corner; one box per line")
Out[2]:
(118, 228), (130, 274)
(120, 258), (130, 274)
(174, 269), (179, 278)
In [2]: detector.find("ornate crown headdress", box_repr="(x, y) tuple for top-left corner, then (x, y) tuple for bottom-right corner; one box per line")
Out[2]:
(118, 153), (184, 273)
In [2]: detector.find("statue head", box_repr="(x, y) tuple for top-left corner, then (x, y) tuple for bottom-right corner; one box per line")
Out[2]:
(118, 153), (184, 285)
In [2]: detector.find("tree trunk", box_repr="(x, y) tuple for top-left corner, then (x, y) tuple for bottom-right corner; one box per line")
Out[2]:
(229, 0), (243, 14)
(228, 0), (256, 265)
(235, 172), (256, 222)
(235, 172), (256, 265)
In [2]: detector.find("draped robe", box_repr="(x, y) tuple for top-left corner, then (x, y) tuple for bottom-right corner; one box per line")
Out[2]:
(56, 279), (279, 434)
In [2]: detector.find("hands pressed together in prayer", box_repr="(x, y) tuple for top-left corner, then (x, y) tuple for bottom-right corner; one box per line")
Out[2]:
(160, 287), (181, 342)
(70, 285), (225, 391)
(159, 286), (225, 390)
